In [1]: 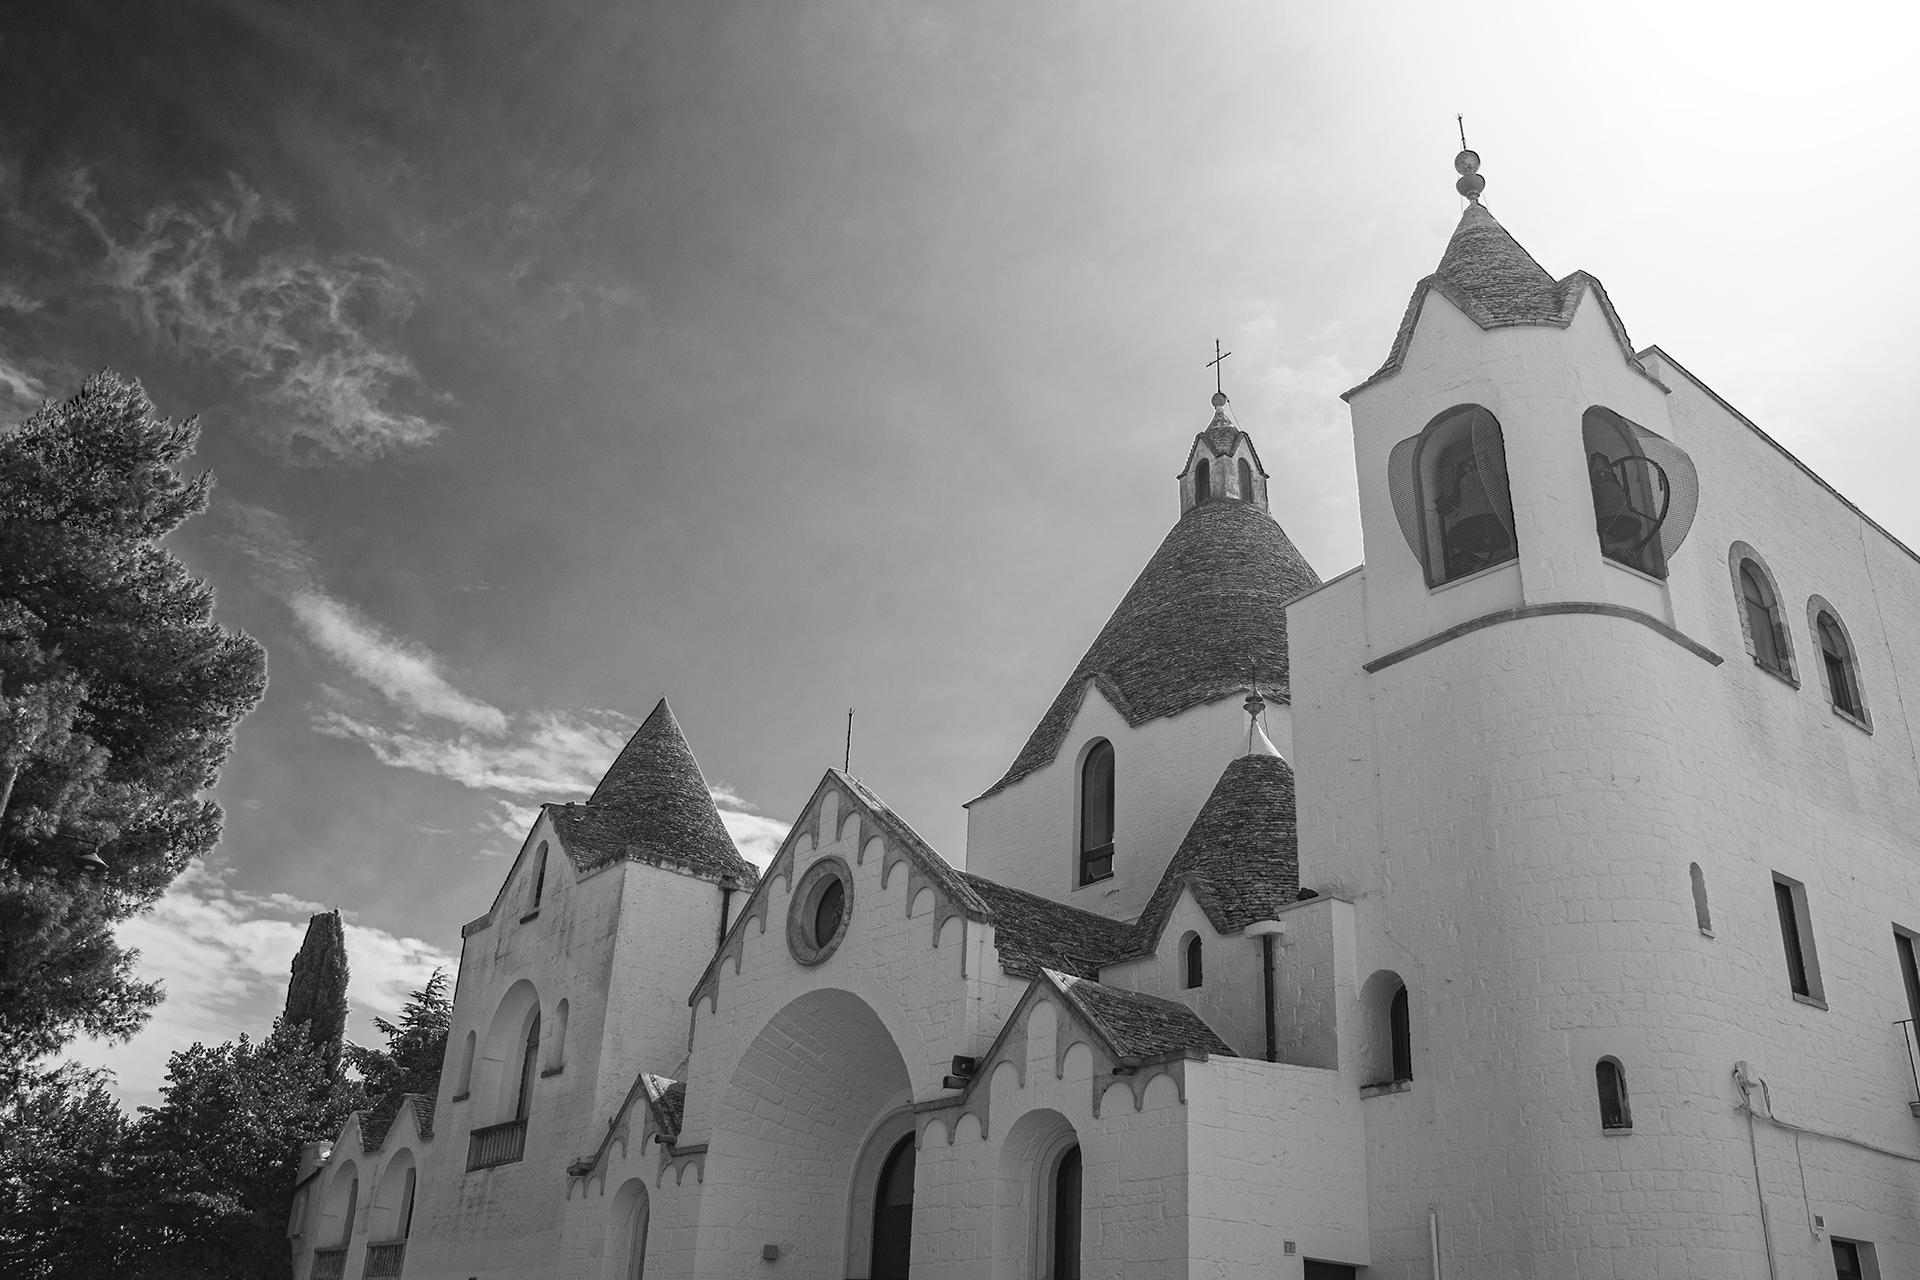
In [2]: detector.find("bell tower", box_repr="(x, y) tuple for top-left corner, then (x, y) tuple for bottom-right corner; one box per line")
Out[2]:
(1178, 389), (1270, 515)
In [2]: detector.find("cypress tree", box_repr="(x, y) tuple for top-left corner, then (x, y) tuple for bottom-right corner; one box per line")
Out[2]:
(281, 910), (348, 1076)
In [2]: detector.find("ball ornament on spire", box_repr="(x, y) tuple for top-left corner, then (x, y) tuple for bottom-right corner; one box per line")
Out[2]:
(1455, 148), (1485, 203)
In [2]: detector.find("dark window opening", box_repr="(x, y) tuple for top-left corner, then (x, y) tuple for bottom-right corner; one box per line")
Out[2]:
(1194, 458), (1211, 503)
(1417, 406), (1516, 587)
(813, 878), (845, 948)
(1832, 1239), (1865, 1280)
(869, 1135), (915, 1280)
(1051, 1145), (1082, 1280)
(1237, 458), (1254, 502)
(1818, 613), (1865, 719)
(1896, 931), (1920, 1026)
(516, 1012), (541, 1121)
(1596, 1058), (1631, 1130)
(530, 841), (548, 910)
(1776, 879), (1813, 999)
(1389, 985), (1412, 1082)
(1183, 936), (1203, 990)
(1078, 741), (1114, 886)
(1740, 563), (1790, 676)
(1584, 408), (1670, 578)
(400, 1167), (416, 1239)
(1690, 862), (1712, 935)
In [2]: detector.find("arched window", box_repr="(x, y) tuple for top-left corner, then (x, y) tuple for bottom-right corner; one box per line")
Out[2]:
(1689, 862), (1712, 936)
(624, 1188), (650, 1280)
(339, 1176), (359, 1247)
(515, 1012), (541, 1121)
(1388, 986), (1411, 1083)
(400, 1166), (416, 1239)
(1183, 935), (1203, 989)
(1051, 1144), (1082, 1280)
(1816, 610), (1866, 720)
(1195, 458), (1211, 503)
(1595, 1058), (1631, 1130)
(530, 841), (548, 912)
(1584, 408), (1671, 578)
(1078, 741), (1115, 886)
(1390, 405), (1517, 588)
(1739, 561), (1791, 677)
(1237, 458), (1254, 503)
(869, 1135), (915, 1280)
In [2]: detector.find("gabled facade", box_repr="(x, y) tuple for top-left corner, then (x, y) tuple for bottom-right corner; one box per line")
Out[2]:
(296, 152), (1920, 1280)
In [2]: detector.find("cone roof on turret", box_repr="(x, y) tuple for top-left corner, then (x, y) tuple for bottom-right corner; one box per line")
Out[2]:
(971, 500), (1319, 802)
(1345, 200), (1663, 400)
(545, 697), (758, 886)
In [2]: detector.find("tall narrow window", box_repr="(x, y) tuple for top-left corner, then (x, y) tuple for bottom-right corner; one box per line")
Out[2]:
(456, 1029), (476, 1097)
(1194, 458), (1211, 503)
(1183, 935), (1203, 989)
(1237, 458), (1253, 502)
(1774, 875), (1824, 1003)
(1595, 1058), (1631, 1130)
(400, 1167), (416, 1239)
(1690, 862), (1712, 935)
(1389, 985), (1412, 1083)
(515, 1012), (541, 1121)
(1896, 930), (1920, 1027)
(1817, 612), (1865, 720)
(1051, 1145), (1082, 1280)
(548, 999), (569, 1072)
(530, 841), (548, 911)
(1078, 741), (1114, 886)
(625, 1188), (651, 1280)
(340, 1177), (359, 1247)
(1739, 563), (1790, 677)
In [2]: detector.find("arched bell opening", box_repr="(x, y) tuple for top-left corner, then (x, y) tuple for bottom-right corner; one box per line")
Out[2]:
(700, 989), (916, 1275)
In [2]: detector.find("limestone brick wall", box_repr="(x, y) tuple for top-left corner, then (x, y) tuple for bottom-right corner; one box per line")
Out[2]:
(967, 691), (1289, 921)
(1288, 316), (1920, 1277)
(1099, 890), (1269, 1059)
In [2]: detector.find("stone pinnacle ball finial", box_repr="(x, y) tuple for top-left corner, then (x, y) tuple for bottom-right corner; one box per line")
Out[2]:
(1455, 147), (1484, 203)
(1211, 390), (1229, 409)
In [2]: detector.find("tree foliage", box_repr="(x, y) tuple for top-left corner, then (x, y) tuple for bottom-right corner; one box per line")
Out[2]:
(0, 1064), (131, 1277)
(0, 372), (267, 1091)
(283, 910), (349, 1076)
(345, 968), (449, 1104)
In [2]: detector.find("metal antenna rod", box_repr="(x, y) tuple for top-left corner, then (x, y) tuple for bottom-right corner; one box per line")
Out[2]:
(844, 708), (853, 774)
(1457, 114), (1468, 151)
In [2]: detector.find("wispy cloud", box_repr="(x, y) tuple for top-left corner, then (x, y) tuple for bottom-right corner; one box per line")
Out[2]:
(62, 170), (442, 463)
(0, 346), (47, 420)
(224, 498), (786, 858)
(65, 864), (455, 1111)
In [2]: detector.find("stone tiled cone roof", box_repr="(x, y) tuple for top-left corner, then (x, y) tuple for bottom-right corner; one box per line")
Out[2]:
(975, 500), (1321, 800)
(1132, 753), (1300, 953)
(1345, 202), (1659, 399)
(1048, 970), (1234, 1060)
(960, 872), (1136, 979)
(644, 1075), (685, 1139)
(547, 698), (757, 886)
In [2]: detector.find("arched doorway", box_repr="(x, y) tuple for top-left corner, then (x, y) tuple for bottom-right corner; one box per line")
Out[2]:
(697, 989), (915, 1277)
(869, 1135), (915, 1279)
(1051, 1145), (1081, 1280)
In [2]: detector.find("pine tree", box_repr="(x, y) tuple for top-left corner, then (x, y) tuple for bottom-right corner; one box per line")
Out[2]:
(0, 372), (267, 1094)
(282, 910), (349, 1077)
(346, 969), (450, 1103)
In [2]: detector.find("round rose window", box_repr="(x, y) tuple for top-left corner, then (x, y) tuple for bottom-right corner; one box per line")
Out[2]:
(788, 856), (853, 966)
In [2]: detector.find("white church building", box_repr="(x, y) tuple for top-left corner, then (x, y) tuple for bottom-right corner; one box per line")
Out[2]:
(289, 152), (1920, 1279)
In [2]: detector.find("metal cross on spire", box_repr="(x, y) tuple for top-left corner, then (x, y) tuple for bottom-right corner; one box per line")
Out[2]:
(1206, 339), (1232, 396)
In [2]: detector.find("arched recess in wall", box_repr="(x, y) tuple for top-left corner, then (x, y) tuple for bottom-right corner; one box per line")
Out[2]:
(455, 1029), (476, 1097)
(1728, 544), (1794, 680)
(1689, 862), (1712, 936)
(1181, 932), (1203, 989)
(1076, 739), (1115, 887)
(546, 999), (569, 1073)
(1386, 405), (1517, 588)
(602, 1177), (651, 1280)
(529, 840), (549, 913)
(1237, 457), (1254, 502)
(320, 1159), (360, 1250)
(369, 1150), (417, 1242)
(1195, 457), (1211, 503)
(992, 1108), (1080, 1280)
(479, 979), (541, 1124)
(1360, 970), (1412, 1087)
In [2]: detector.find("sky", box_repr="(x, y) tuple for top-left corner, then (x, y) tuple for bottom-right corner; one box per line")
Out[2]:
(6, 1), (1918, 1108)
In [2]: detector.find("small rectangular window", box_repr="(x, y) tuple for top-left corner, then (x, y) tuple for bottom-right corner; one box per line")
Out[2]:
(1831, 1237), (1878, 1280)
(1774, 874), (1824, 1004)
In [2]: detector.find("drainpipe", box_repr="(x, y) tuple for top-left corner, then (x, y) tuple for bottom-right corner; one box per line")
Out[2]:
(1428, 1206), (1443, 1280)
(1244, 921), (1285, 1063)
(1734, 1061), (1782, 1280)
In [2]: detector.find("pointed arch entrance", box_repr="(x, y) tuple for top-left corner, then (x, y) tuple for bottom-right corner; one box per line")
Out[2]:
(697, 988), (916, 1279)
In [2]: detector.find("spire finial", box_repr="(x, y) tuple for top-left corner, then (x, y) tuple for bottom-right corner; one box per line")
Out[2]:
(1206, 338), (1232, 402)
(1242, 660), (1279, 758)
(1454, 117), (1484, 204)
